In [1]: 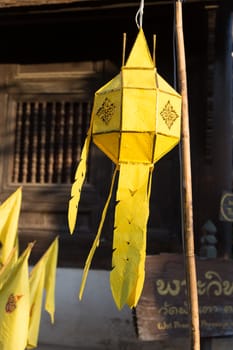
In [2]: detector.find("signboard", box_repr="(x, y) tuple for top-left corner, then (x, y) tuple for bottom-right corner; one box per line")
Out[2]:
(220, 191), (233, 222)
(136, 254), (233, 340)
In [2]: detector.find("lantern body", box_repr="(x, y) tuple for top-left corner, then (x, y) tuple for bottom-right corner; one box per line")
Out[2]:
(92, 29), (181, 165)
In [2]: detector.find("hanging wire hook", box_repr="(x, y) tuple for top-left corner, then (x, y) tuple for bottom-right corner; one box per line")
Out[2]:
(135, 0), (144, 29)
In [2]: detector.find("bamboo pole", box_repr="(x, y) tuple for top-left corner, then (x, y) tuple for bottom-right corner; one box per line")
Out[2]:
(175, 2), (200, 350)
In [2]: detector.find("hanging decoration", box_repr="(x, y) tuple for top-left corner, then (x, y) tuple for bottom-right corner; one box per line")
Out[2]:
(68, 3), (181, 309)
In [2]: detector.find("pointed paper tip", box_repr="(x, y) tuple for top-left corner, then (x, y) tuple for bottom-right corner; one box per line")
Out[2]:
(29, 240), (36, 249)
(79, 275), (87, 300)
(110, 279), (125, 310)
(78, 291), (83, 301)
(47, 312), (54, 324)
(125, 27), (154, 68)
(68, 220), (75, 235)
(68, 197), (77, 234)
(114, 298), (124, 311)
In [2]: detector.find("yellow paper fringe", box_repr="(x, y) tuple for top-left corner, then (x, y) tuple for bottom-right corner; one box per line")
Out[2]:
(79, 167), (117, 300)
(110, 163), (151, 309)
(68, 129), (92, 234)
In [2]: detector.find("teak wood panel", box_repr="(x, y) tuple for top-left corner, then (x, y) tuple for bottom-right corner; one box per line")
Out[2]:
(0, 61), (114, 267)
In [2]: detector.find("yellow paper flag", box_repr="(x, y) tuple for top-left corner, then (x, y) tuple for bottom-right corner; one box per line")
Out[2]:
(44, 236), (59, 323)
(27, 262), (45, 349)
(0, 242), (33, 350)
(0, 187), (22, 264)
(27, 237), (58, 349)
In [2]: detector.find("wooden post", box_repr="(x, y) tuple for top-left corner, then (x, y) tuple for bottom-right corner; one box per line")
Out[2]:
(175, 2), (200, 350)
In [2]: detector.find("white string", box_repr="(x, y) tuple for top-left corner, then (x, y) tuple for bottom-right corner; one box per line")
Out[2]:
(135, 0), (144, 29)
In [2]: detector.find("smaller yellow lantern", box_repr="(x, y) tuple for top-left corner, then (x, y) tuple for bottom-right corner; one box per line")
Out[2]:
(68, 28), (181, 309)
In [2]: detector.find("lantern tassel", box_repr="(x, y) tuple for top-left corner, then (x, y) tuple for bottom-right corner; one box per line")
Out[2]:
(68, 128), (92, 234)
(110, 163), (152, 309)
(79, 167), (118, 300)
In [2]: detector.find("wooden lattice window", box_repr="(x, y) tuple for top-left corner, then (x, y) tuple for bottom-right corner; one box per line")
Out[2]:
(11, 99), (91, 185)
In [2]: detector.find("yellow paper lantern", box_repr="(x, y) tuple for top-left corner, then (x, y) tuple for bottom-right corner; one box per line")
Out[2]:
(68, 28), (181, 309)
(92, 29), (180, 165)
